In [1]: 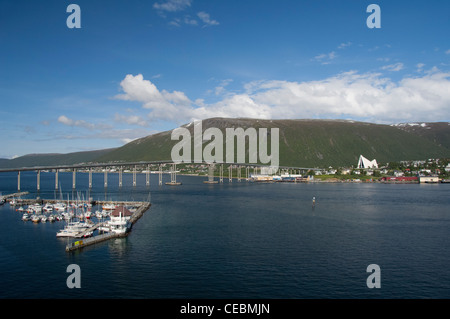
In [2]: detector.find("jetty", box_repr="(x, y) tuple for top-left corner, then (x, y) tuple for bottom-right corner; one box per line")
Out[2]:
(0, 191), (29, 202)
(65, 201), (151, 252)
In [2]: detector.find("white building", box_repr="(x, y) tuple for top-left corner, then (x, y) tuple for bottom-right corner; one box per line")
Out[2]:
(357, 155), (378, 169)
(418, 175), (439, 183)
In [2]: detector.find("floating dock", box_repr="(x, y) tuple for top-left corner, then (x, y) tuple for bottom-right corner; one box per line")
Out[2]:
(65, 201), (151, 252)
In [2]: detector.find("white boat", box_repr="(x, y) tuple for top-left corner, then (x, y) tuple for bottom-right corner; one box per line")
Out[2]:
(48, 215), (55, 222)
(56, 221), (91, 237)
(43, 203), (53, 212)
(102, 203), (116, 211)
(107, 206), (133, 234)
(98, 225), (111, 232)
(22, 213), (30, 221)
(82, 231), (93, 238)
(28, 204), (42, 213)
(31, 215), (40, 223)
(56, 228), (79, 237)
(40, 215), (48, 223)
(53, 202), (67, 212)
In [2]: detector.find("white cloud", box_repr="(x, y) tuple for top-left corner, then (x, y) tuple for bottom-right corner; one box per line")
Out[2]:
(115, 70), (450, 125)
(338, 42), (352, 49)
(214, 79), (233, 96)
(120, 137), (139, 144)
(153, 0), (192, 12)
(446, 49), (450, 55)
(381, 62), (404, 72)
(197, 11), (219, 26)
(168, 16), (200, 27)
(114, 114), (148, 127)
(313, 51), (337, 64)
(184, 16), (198, 25)
(57, 115), (96, 130)
(168, 18), (181, 27)
(114, 74), (193, 122)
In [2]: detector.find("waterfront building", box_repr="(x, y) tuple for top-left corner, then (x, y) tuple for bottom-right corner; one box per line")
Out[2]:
(418, 175), (440, 183)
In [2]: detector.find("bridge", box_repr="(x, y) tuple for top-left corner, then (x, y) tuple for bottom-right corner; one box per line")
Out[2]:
(0, 160), (318, 191)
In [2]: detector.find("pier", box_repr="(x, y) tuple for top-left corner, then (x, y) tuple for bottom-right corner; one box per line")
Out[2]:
(0, 191), (29, 202)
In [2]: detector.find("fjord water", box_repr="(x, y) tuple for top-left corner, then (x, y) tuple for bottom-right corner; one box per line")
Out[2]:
(1, 171), (450, 299)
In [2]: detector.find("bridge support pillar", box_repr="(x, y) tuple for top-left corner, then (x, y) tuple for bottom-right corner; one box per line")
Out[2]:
(170, 163), (177, 184)
(119, 167), (123, 188)
(133, 165), (137, 187)
(104, 169), (108, 188)
(228, 165), (232, 183)
(17, 171), (21, 191)
(36, 170), (40, 191)
(55, 170), (59, 190)
(146, 165), (150, 186)
(237, 166), (241, 182)
(72, 169), (76, 189)
(159, 164), (163, 186)
(204, 164), (217, 184)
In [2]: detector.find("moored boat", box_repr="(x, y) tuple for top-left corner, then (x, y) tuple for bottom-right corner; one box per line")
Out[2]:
(31, 215), (40, 223)
(56, 221), (91, 237)
(102, 203), (116, 211)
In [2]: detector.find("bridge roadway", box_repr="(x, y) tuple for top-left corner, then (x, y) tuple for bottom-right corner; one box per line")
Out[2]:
(0, 160), (317, 172)
(0, 160), (318, 191)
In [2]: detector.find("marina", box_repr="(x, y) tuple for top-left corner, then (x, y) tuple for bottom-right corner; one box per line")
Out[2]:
(65, 202), (150, 252)
(1, 190), (151, 253)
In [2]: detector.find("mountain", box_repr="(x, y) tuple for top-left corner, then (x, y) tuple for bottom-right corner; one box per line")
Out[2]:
(392, 122), (450, 150)
(0, 149), (116, 169)
(3, 118), (450, 169)
(96, 118), (450, 168)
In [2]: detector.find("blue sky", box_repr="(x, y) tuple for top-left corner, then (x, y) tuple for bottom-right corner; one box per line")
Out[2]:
(0, 0), (449, 158)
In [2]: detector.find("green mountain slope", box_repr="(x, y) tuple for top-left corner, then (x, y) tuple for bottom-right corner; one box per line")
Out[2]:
(0, 149), (116, 169)
(3, 118), (450, 169)
(393, 122), (450, 150)
(97, 118), (450, 168)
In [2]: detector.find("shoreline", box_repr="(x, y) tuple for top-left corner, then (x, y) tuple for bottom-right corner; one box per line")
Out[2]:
(177, 173), (437, 184)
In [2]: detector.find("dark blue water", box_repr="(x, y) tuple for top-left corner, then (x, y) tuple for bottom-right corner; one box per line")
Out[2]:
(1, 171), (450, 299)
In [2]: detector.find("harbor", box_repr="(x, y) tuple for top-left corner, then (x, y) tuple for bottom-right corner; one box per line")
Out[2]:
(65, 201), (151, 252)
(2, 191), (151, 253)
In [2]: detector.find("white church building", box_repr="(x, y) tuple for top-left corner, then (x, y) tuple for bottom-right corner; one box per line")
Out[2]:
(357, 155), (378, 169)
